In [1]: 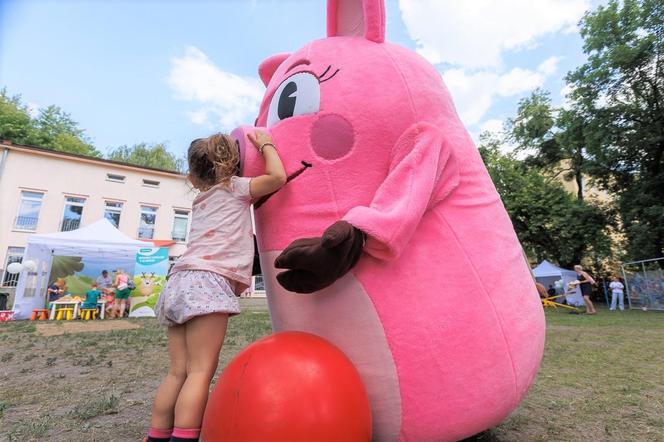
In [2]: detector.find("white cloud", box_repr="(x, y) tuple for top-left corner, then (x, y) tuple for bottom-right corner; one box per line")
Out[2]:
(168, 46), (263, 129)
(398, 2), (584, 127)
(443, 66), (545, 126)
(480, 118), (505, 135)
(538, 56), (561, 76)
(497, 68), (545, 96)
(398, 0), (588, 68)
(443, 68), (498, 125)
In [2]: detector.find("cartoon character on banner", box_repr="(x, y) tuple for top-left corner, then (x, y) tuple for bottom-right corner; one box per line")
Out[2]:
(229, 0), (545, 440)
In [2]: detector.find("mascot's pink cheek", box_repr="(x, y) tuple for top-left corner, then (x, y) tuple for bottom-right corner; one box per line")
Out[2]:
(310, 114), (355, 160)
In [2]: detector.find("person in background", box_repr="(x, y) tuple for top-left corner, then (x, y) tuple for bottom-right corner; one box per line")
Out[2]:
(547, 285), (556, 297)
(47, 279), (66, 306)
(82, 283), (101, 310)
(113, 269), (131, 318)
(96, 270), (114, 295)
(609, 276), (625, 311)
(573, 265), (597, 314)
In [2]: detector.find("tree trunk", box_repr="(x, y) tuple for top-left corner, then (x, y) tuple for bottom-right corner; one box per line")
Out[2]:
(575, 170), (584, 201)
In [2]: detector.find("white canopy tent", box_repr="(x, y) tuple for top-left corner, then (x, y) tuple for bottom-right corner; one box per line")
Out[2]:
(12, 219), (146, 319)
(532, 260), (584, 306)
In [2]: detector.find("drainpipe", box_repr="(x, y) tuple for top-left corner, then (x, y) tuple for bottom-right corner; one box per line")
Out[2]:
(0, 146), (9, 182)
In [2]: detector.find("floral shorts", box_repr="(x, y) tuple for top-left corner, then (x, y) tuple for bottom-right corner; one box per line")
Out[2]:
(155, 270), (240, 327)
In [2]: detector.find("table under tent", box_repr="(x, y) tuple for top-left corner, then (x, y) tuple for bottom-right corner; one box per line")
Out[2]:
(532, 260), (585, 307)
(11, 218), (145, 320)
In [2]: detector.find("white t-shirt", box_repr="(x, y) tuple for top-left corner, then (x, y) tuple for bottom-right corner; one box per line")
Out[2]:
(609, 281), (624, 294)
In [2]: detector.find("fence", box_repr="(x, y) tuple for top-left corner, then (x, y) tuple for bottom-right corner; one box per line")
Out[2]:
(621, 257), (664, 311)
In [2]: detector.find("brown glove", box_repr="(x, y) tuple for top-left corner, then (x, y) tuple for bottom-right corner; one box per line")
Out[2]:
(275, 221), (365, 293)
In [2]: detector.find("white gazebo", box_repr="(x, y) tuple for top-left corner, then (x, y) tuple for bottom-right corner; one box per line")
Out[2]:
(12, 219), (146, 319)
(532, 260), (584, 306)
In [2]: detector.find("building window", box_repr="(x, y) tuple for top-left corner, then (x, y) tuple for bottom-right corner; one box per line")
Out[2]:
(107, 173), (126, 183)
(2, 247), (24, 287)
(14, 191), (44, 231)
(104, 201), (123, 228)
(61, 196), (85, 232)
(143, 179), (160, 188)
(138, 205), (157, 239)
(172, 210), (189, 242)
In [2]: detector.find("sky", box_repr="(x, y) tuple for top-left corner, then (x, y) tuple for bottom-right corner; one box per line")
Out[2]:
(0, 0), (604, 158)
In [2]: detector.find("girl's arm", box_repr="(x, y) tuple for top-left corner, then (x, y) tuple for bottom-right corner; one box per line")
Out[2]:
(579, 272), (596, 284)
(246, 131), (287, 198)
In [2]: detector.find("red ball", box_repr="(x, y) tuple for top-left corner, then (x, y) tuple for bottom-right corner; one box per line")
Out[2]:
(201, 331), (372, 441)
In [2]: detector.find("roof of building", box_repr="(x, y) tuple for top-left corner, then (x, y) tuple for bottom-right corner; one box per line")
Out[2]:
(0, 140), (186, 177)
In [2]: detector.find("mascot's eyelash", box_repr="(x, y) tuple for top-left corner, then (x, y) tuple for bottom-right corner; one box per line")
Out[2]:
(318, 65), (340, 83)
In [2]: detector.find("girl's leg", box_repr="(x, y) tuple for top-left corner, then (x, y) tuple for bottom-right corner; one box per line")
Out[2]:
(113, 298), (121, 318)
(150, 325), (187, 431)
(584, 295), (596, 313)
(610, 292), (617, 310)
(174, 313), (229, 430)
(118, 299), (127, 317)
(619, 292), (624, 310)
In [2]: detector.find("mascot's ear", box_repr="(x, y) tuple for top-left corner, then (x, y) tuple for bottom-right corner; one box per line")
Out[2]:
(258, 53), (291, 87)
(327, 0), (385, 43)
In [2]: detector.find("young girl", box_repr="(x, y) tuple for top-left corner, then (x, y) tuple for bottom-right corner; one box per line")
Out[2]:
(113, 269), (131, 318)
(146, 131), (286, 442)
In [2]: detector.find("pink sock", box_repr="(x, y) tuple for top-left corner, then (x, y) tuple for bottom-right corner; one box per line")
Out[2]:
(172, 428), (201, 439)
(148, 427), (172, 438)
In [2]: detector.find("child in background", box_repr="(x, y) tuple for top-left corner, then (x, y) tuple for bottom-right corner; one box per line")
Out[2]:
(609, 276), (625, 311)
(46, 279), (66, 307)
(113, 269), (131, 318)
(82, 283), (101, 310)
(145, 131), (286, 442)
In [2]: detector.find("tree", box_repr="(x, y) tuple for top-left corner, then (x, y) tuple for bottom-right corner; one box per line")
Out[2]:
(0, 89), (35, 144)
(566, 0), (664, 262)
(31, 105), (100, 157)
(0, 89), (100, 157)
(508, 89), (590, 201)
(107, 142), (184, 172)
(479, 134), (613, 268)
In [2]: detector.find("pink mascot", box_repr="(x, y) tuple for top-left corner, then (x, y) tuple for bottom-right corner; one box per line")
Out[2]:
(233, 0), (545, 440)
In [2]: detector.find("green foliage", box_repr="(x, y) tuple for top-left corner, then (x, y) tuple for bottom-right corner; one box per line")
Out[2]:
(508, 89), (589, 201)
(566, 0), (664, 261)
(0, 89), (34, 143)
(0, 89), (100, 157)
(479, 135), (613, 268)
(107, 142), (184, 172)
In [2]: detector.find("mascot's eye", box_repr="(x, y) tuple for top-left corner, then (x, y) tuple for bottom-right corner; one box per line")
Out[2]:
(267, 72), (320, 128)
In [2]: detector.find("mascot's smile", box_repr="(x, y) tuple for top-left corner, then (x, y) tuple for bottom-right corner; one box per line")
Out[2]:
(253, 160), (312, 210)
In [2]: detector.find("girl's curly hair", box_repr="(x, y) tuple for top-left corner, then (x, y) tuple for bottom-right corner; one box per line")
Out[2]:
(187, 133), (240, 191)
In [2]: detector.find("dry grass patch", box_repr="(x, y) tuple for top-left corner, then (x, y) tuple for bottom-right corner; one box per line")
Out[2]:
(35, 319), (141, 337)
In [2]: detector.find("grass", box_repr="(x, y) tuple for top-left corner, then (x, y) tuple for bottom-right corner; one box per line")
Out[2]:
(0, 300), (662, 441)
(69, 394), (120, 421)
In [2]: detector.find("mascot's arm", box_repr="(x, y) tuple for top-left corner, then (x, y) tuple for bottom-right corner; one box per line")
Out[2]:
(343, 121), (460, 261)
(275, 122), (459, 293)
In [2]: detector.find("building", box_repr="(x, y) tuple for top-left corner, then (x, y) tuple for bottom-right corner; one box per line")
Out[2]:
(0, 141), (195, 305)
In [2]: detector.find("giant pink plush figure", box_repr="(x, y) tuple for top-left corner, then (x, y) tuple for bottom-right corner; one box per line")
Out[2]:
(233, 0), (545, 440)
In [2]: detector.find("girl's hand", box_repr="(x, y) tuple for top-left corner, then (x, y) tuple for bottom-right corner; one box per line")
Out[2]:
(247, 131), (274, 153)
